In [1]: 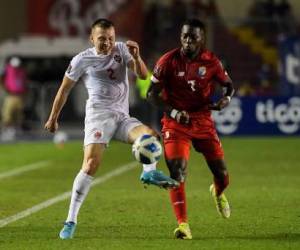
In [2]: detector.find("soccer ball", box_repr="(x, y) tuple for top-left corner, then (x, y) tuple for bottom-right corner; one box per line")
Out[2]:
(132, 134), (162, 164)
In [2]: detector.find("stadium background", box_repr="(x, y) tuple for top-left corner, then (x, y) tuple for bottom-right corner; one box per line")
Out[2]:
(0, 1), (299, 250)
(0, 0), (300, 139)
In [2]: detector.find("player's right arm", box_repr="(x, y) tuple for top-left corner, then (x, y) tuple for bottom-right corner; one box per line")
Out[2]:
(45, 53), (84, 133)
(147, 82), (189, 124)
(147, 53), (189, 124)
(45, 76), (75, 133)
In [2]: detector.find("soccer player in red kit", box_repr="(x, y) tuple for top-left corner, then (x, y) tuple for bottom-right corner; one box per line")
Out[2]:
(147, 19), (235, 239)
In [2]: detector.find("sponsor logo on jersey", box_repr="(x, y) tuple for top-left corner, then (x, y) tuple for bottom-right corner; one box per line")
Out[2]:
(113, 54), (122, 63)
(198, 66), (206, 77)
(256, 97), (300, 134)
(177, 71), (185, 76)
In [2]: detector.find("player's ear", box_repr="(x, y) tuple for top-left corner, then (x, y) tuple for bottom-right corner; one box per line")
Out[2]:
(89, 33), (94, 44)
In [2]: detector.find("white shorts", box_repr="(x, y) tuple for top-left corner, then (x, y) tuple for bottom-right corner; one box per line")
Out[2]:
(84, 104), (142, 146)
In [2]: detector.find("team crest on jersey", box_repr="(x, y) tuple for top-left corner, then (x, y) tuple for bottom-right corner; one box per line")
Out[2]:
(198, 66), (206, 76)
(94, 131), (102, 139)
(113, 54), (122, 63)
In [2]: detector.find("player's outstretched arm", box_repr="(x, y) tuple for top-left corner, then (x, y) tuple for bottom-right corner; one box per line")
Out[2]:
(44, 76), (75, 133)
(126, 40), (148, 79)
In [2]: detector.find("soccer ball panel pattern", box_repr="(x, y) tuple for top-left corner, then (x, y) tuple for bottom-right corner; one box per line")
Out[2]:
(132, 135), (162, 164)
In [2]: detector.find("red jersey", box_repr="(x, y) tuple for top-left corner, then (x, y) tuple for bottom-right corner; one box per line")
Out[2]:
(152, 48), (231, 113)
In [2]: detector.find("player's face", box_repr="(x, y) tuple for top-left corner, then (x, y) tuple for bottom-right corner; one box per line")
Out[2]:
(180, 25), (204, 58)
(90, 26), (115, 55)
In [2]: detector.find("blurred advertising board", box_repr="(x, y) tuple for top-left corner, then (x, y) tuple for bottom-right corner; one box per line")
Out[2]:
(279, 35), (300, 95)
(213, 96), (300, 135)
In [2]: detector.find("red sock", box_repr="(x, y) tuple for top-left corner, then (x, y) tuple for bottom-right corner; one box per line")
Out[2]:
(169, 182), (187, 224)
(214, 173), (229, 196)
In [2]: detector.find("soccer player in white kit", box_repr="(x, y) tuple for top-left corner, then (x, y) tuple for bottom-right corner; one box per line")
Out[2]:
(44, 19), (178, 239)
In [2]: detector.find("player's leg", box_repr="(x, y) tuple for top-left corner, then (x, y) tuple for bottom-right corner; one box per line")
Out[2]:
(193, 138), (230, 218)
(163, 131), (192, 239)
(207, 159), (229, 197)
(59, 107), (118, 239)
(115, 116), (178, 188)
(207, 159), (230, 218)
(60, 143), (105, 239)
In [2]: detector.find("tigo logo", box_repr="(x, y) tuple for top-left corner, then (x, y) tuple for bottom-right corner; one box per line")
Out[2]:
(213, 98), (242, 134)
(256, 97), (300, 134)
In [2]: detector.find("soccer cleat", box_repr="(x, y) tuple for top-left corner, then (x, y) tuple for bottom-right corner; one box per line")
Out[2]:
(174, 222), (192, 240)
(210, 184), (231, 218)
(140, 170), (179, 189)
(59, 221), (76, 239)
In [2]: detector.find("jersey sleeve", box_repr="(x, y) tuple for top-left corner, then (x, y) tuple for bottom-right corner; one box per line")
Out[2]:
(65, 55), (84, 82)
(214, 59), (231, 85)
(119, 42), (133, 65)
(151, 55), (169, 85)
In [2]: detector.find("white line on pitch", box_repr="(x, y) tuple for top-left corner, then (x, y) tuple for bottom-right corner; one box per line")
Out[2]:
(0, 161), (51, 180)
(0, 161), (138, 228)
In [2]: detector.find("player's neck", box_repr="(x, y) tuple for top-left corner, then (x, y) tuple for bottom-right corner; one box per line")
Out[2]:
(181, 47), (202, 60)
(95, 47), (113, 56)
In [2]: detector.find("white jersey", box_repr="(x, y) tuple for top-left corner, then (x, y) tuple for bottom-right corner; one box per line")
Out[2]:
(65, 42), (133, 114)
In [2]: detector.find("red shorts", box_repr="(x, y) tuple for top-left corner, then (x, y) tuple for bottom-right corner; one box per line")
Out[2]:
(162, 115), (224, 161)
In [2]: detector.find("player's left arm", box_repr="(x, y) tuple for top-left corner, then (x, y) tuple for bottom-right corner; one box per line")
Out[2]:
(209, 79), (235, 111)
(209, 60), (235, 111)
(126, 40), (148, 80)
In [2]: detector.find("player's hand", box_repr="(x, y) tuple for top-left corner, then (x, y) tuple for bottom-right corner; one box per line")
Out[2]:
(126, 40), (140, 60)
(175, 110), (190, 124)
(44, 119), (58, 133)
(209, 96), (231, 111)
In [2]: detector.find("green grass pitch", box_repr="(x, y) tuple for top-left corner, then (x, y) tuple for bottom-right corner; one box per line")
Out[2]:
(0, 137), (299, 250)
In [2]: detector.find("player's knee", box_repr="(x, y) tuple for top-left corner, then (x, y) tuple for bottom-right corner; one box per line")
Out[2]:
(142, 129), (160, 141)
(129, 125), (160, 143)
(166, 158), (187, 182)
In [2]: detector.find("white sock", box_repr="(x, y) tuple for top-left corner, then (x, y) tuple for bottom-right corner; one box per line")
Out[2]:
(66, 170), (93, 223)
(142, 162), (157, 172)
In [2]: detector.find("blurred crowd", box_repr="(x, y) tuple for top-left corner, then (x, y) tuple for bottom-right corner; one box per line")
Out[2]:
(248, 0), (297, 40)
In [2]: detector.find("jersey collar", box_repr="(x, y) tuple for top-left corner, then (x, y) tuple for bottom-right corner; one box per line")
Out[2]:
(180, 48), (208, 62)
(92, 47), (115, 58)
